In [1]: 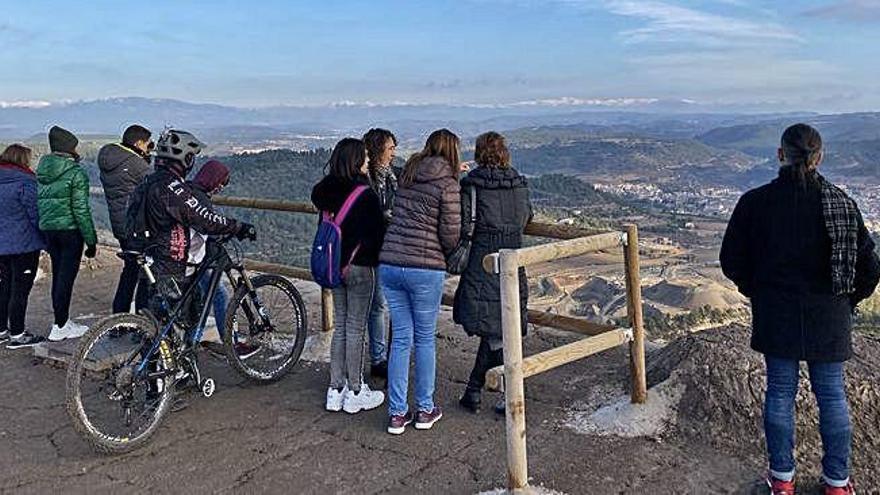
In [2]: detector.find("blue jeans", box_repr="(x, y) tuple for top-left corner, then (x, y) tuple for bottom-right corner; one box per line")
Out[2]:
(367, 282), (388, 365)
(380, 264), (445, 416)
(764, 355), (851, 487)
(199, 270), (229, 336)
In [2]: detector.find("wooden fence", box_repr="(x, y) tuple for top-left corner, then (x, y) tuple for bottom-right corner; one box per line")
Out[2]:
(91, 189), (648, 491)
(210, 195), (613, 336)
(482, 225), (646, 491)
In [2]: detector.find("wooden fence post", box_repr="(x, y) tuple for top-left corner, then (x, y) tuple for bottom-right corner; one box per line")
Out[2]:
(623, 225), (647, 404)
(499, 249), (529, 491)
(321, 289), (334, 333)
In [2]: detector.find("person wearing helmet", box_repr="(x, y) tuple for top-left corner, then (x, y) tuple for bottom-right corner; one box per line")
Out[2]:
(126, 129), (256, 290)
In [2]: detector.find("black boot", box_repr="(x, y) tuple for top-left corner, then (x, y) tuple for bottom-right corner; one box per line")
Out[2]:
(459, 387), (482, 413)
(371, 360), (388, 379)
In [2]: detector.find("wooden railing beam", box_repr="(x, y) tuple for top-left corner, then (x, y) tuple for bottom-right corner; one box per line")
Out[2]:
(485, 327), (632, 391)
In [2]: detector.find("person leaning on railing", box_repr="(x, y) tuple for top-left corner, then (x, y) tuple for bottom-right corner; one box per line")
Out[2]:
(453, 131), (532, 415)
(720, 123), (880, 495)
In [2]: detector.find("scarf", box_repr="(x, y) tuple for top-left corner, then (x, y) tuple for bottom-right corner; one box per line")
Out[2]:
(817, 174), (859, 295)
(372, 165), (397, 216)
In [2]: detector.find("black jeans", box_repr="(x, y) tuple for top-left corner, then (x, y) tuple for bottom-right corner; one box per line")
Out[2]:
(45, 230), (84, 326)
(0, 251), (40, 336)
(467, 338), (504, 392)
(112, 238), (150, 314)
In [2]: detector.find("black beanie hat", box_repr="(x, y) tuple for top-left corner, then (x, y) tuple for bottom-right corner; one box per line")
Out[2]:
(48, 126), (79, 156)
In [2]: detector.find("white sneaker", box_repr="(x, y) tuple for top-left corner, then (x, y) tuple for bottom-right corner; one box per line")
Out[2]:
(326, 385), (348, 412)
(342, 384), (385, 414)
(47, 320), (89, 342)
(66, 320), (89, 338)
(47, 324), (65, 342)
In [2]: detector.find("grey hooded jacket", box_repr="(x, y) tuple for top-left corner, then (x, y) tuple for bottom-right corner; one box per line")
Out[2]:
(97, 143), (152, 239)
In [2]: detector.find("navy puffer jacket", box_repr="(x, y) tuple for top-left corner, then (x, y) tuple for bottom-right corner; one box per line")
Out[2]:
(0, 162), (46, 255)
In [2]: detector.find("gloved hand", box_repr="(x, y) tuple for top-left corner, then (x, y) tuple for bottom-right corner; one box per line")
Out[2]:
(84, 244), (97, 259)
(236, 222), (257, 241)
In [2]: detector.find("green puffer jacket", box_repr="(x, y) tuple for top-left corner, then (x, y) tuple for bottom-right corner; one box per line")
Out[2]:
(36, 153), (97, 246)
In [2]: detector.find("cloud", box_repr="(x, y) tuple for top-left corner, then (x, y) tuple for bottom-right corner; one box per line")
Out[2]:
(804, 0), (880, 22)
(602, 0), (802, 46)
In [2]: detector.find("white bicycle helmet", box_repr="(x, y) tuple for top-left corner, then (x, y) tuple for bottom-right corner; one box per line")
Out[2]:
(155, 129), (205, 167)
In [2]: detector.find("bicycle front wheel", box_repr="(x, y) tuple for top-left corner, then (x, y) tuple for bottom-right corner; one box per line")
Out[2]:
(223, 274), (308, 382)
(65, 313), (174, 454)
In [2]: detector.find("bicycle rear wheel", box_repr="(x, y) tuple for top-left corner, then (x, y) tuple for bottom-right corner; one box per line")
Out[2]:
(65, 313), (174, 454)
(223, 274), (308, 382)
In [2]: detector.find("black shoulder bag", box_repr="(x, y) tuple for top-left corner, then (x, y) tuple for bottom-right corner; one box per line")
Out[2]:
(446, 185), (477, 275)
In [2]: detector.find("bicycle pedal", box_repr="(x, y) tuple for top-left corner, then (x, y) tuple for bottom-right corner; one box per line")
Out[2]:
(201, 378), (216, 398)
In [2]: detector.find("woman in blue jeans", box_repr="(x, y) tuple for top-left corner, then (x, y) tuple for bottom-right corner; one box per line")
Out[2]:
(721, 124), (880, 495)
(379, 129), (461, 435)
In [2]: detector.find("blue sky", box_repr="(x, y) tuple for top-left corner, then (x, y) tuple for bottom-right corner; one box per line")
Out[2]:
(1, 0), (879, 111)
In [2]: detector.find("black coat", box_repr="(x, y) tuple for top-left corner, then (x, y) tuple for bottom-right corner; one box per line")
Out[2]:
(132, 166), (240, 279)
(98, 143), (151, 239)
(720, 169), (880, 362)
(311, 174), (386, 268)
(453, 166), (533, 340)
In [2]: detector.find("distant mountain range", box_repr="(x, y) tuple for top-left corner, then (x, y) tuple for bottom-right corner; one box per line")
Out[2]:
(5, 96), (879, 189)
(0, 96), (816, 141)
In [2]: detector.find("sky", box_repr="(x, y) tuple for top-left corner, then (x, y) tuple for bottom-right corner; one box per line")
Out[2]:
(1, 0), (879, 112)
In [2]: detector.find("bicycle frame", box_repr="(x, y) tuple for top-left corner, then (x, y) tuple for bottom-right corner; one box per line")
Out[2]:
(132, 237), (263, 379)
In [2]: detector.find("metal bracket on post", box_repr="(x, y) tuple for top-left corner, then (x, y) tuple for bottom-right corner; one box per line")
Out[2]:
(622, 327), (634, 342)
(483, 253), (501, 275)
(619, 231), (629, 247)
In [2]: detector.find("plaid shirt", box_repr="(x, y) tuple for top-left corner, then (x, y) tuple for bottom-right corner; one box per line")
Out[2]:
(818, 174), (859, 295)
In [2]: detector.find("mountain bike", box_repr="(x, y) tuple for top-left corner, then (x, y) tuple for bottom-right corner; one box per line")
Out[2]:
(65, 235), (308, 454)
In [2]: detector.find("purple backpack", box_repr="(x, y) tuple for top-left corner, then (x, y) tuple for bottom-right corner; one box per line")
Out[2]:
(310, 185), (368, 288)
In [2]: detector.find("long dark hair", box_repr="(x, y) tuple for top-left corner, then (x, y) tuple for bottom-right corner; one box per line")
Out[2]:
(363, 128), (397, 177)
(780, 123), (822, 187)
(327, 138), (368, 181)
(400, 129), (460, 187)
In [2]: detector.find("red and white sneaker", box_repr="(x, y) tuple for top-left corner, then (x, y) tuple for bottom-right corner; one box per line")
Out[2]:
(414, 407), (443, 430)
(766, 475), (796, 495)
(822, 480), (855, 495)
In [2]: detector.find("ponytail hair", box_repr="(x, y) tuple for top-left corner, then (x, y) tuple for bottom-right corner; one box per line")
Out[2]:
(780, 123), (823, 187)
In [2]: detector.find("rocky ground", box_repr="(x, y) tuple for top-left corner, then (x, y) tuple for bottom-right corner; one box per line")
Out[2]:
(1, 247), (877, 494)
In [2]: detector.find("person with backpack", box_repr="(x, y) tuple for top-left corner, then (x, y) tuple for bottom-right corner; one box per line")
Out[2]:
(362, 128), (398, 380)
(0, 144), (47, 349)
(98, 124), (153, 314)
(36, 126), (97, 342)
(127, 129), (255, 302)
(379, 129), (462, 435)
(311, 138), (386, 414)
(453, 131), (532, 415)
(721, 124), (880, 495)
